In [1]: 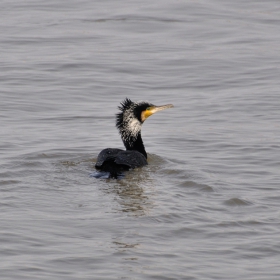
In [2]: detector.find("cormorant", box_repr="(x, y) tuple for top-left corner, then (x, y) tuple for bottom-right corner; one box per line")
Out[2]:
(95, 98), (173, 178)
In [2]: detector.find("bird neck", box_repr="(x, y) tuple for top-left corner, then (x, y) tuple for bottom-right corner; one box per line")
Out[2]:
(116, 108), (147, 159)
(121, 132), (147, 159)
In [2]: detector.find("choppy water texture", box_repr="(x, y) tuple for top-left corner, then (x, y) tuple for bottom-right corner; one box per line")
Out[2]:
(1, 0), (280, 279)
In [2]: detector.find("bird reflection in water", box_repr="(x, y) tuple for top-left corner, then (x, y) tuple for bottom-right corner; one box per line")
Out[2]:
(104, 169), (155, 217)
(109, 171), (155, 259)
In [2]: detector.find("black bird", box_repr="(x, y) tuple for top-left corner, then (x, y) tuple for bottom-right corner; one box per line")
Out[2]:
(95, 98), (173, 178)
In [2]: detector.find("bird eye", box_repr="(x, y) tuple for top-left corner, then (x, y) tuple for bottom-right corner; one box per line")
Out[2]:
(146, 107), (151, 110)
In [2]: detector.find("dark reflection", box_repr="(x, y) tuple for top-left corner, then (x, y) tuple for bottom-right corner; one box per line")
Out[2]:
(111, 240), (139, 261)
(97, 153), (167, 216)
(104, 170), (155, 260)
(103, 168), (155, 216)
(112, 241), (139, 249)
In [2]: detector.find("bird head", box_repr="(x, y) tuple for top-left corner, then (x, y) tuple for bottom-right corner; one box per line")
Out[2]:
(116, 98), (173, 139)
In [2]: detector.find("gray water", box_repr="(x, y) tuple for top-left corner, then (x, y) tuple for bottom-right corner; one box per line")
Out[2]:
(1, 0), (280, 279)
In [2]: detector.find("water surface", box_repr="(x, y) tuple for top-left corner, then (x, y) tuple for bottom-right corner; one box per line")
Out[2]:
(1, 0), (280, 279)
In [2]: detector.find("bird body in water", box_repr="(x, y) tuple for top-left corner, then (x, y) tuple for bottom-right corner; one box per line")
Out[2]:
(95, 98), (173, 178)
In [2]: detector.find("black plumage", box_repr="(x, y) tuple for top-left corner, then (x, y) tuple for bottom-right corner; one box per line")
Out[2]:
(95, 98), (173, 178)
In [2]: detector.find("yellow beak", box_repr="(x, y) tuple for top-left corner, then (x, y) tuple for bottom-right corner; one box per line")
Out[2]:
(141, 104), (174, 122)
